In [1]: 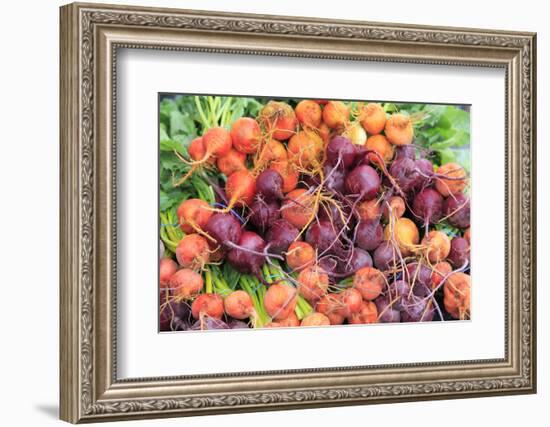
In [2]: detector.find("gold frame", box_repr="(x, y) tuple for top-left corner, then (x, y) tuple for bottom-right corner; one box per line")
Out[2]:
(60, 2), (537, 423)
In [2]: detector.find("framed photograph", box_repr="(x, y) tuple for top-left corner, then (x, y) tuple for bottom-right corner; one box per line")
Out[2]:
(60, 2), (537, 423)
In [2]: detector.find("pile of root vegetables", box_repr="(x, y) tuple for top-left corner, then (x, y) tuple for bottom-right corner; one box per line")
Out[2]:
(160, 99), (471, 332)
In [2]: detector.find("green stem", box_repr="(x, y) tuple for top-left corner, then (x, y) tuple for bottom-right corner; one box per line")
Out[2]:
(194, 96), (210, 128)
(262, 264), (273, 284)
(205, 270), (213, 294)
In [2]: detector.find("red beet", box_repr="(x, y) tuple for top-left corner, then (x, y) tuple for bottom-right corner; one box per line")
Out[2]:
(345, 165), (381, 201)
(443, 194), (470, 229)
(205, 213), (242, 249)
(326, 135), (357, 169)
(395, 145), (416, 161)
(318, 255), (339, 277)
(412, 188), (444, 225)
(355, 219), (383, 251)
(373, 241), (400, 271)
(159, 291), (191, 331)
(339, 247), (373, 275)
(319, 201), (351, 231)
(389, 280), (411, 311)
(448, 237), (470, 268)
(265, 219), (300, 255)
(249, 198), (281, 233)
(306, 220), (341, 255)
(255, 169), (284, 201)
(227, 231), (267, 275)
(374, 296), (401, 323)
(401, 296), (435, 322)
(389, 157), (422, 193)
(405, 262), (432, 288)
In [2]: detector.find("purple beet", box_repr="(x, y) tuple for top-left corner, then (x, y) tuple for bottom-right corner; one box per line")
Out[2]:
(373, 241), (400, 271)
(323, 164), (346, 194)
(355, 219), (383, 251)
(306, 220), (342, 255)
(318, 255), (339, 277)
(190, 318), (230, 330)
(415, 158), (434, 188)
(443, 194), (470, 229)
(395, 145), (416, 161)
(159, 292), (191, 331)
(375, 296), (401, 323)
(405, 262), (433, 288)
(205, 213), (242, 249)
(326, 135), (357, 169)
(412, 187), (444, 225)
(389, 157), (422, 193)
(448, 237), (470, 268)
(345, 165), (381, 201)
(227, 231), (267, 275)
(249, 198), (281, 233)
(389, 280), (411, 311)
(339, 247), (373, 275)
(255, 169), (284, 201)
(401, 296), (435, 322)
(318, 201), (352, 231)
(265, 219), (300, 256)
(227, 319), (250, 329)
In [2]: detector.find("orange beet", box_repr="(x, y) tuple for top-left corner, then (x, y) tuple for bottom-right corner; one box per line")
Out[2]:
(357, 199), (382, 221)
(278, 311), (300, 327)
(316, 294), (345, 325)
(287, 130), (324, 169)
(353, 267), (385, 301)
(160, 258), (178, 288)
(202, 127), (232, 157)
(366, 134), (394, 166)
(175, 234), (210, 269)
(191, 293), (224, 319)
(385, 113), (414, 146)
(301, 312), (331, 327)
(259, 101), (297, 141)
(421, 230), (451, 263)
(281, 188), (318, 229)
(318, 122), (331, 145)
(322, 101), (349, 129)
(435, 163), (468, 196)
(188, 137), (215, 165)
(216, 148), (246, 176)
(264, 283), (298, 321)
(359, 103), (387, 135)
(343, 122), (367, 146)
(384, 217), (419, 256)
(337, 288), (363, 317)
(169, 269), (204, 299)
(297, 266), (329, 303)
(257, 139), (288, 166)
(225, 170), (256, 207)
(286, 241), (315, 271)
(464, 227), (471, 244)
(295, 100), (322, 129)
(443, 272), (471, 319)
(224, 290), (254, 320)
(382, 196), (406, 221)
(348, 301), (378, 324)
(177, 198), (213, 234)
(431, 261), (452, 289)
(231, 117), (261, 154)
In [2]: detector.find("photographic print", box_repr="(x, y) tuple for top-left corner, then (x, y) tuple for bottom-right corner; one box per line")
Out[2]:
(60, 4), (536, 420)
(159, 95), (471, 331)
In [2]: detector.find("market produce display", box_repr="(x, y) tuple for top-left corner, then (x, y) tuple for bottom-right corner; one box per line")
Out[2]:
(159, 96), (471, 331)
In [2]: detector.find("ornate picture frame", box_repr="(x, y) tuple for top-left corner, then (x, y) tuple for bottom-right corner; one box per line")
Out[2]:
(60, 2), (536, 423)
